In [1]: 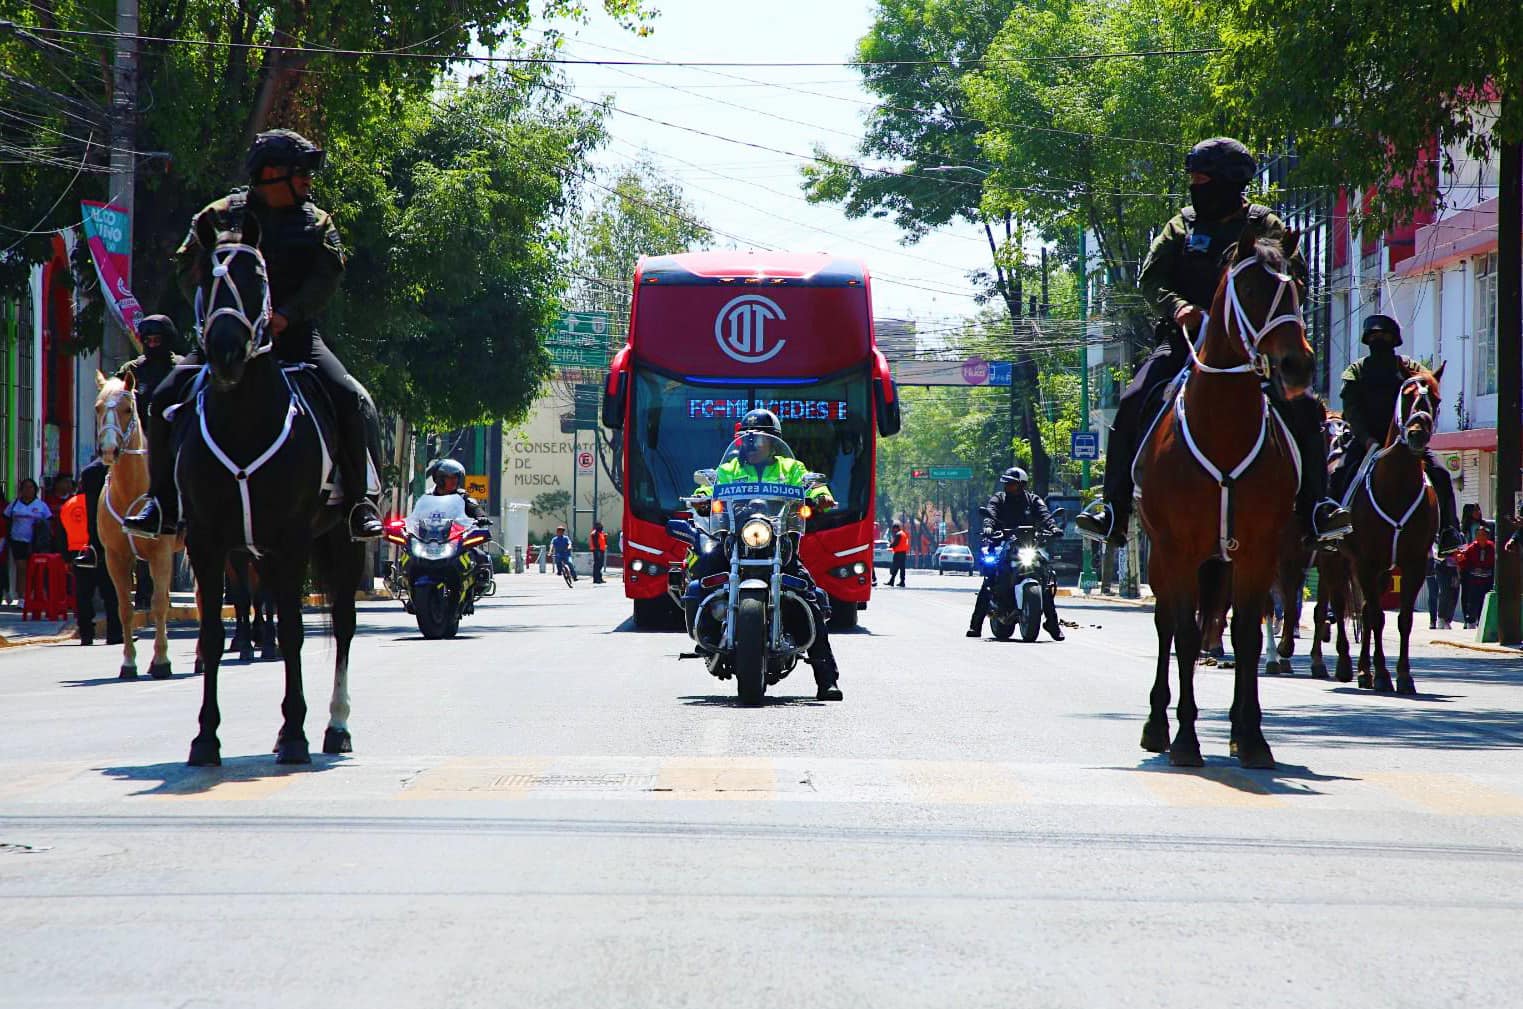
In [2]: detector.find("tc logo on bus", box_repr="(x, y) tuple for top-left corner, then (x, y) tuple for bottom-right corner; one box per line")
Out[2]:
(714, 295), (787, 364)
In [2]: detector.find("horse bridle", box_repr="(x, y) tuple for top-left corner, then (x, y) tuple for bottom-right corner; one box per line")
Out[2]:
(1191, 255), (1303, 379)
(1394, 375), (1437, 445)
(99, 390), (147, 458)
(197, 241), (274, 355)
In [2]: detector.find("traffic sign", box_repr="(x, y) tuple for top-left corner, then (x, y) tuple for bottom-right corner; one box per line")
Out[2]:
(929, 466), (972, 481)
(575, 450), (595, 476)
(1071, 430), (1100, 461)
(464, 474), (490, 501)
(910, 467), (931, 479)
(549, 311), (612, 370)
(987, 361), (1013, 387)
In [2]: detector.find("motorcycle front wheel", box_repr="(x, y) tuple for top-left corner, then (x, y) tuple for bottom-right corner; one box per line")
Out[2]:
(1019, 582), (1043, 642)
(416, 584), (452, 640)
(733, 594), (768, 706)
(989, 615), (1015, 641)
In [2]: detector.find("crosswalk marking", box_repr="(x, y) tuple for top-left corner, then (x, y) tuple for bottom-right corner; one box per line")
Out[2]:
(3, 756), (1522, 817)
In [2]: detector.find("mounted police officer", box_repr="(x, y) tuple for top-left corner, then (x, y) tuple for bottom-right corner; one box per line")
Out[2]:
(125, 129), (383, 541)
(686, 408), (843, 701)
(1336, 314), (1463, 551)
(967, 467), (1064, 640)
(115, 315), (181, 420)
(1076, 137), (1351, 550)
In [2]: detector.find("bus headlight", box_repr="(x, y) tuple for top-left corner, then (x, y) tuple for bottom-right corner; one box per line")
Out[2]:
(851, 561), (866, 575)
(630, 559), (644, 572)
(1017, 546), (1038, 567)
(741, 520), (773, 549)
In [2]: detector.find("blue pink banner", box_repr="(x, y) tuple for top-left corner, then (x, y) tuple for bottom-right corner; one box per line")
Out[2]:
(80, 200), (142, 345)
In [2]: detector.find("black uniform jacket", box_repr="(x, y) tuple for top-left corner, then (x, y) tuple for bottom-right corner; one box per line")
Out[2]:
(980, 490), (1059, 537)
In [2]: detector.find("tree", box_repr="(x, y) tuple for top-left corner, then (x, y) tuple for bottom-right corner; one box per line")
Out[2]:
(325, 67), (606, 430)
(1182, 0), (1523, 636)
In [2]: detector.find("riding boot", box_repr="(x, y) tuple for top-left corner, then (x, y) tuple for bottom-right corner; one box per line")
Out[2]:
(968, 579), (992, 636)
(122, 400), (180, 538)
(1042, 587), (1064, 641)
(333, 395), (382, 540)
(811, 652), (843, 701)
(1287, 399), (1350, 543)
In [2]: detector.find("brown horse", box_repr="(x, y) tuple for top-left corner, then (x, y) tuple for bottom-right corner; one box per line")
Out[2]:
(94, 372), (186, 680)
(1338, 366), (1443, 694)
(1137, 223), (1313, 769)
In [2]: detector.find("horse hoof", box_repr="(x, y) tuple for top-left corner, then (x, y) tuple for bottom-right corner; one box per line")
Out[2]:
(1140, 721), (1169, 754)
(322, 727), (353, 755)
(1237, 743), (1276, 770)
(118, 664), (137, 680)
(1263, 660), (1281, 676)
(1396, 677), (1416, 696)
(1357, 672), (1373, 689)
(147, 660), (172, 681)
(1310, 662), (1329, 680)
(1373, 676), (1395, 693)
(1168, 743), (1204, 768)
(1336, 659), (1354, 683)
(276, 736), (311, 765)
(187, 737), (221, 766)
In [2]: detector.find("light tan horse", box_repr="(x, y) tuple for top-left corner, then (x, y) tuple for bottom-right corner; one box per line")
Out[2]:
(94, 371), (186, 679)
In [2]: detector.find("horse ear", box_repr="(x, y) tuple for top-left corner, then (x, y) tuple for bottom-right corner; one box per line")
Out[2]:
(1234, 217), (1260, 263)
(1433, 361), (1447, 383)
(123, 369), (136, 392)
(240, 208), (261, 247)
(1281, 228), (1301, 258)
(195, 212), (218, 256)
(94, 370), (106, 390)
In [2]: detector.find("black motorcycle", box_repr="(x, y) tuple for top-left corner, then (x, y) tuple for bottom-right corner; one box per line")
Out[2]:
(976, 509), (1065, 642)
(382, 494), (495, 640)
(667, 433), (829, 705)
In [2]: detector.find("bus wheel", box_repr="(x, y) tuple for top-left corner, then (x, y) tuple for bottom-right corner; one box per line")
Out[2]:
(828, 598), (859, 630)
(633, 596), (679, 630)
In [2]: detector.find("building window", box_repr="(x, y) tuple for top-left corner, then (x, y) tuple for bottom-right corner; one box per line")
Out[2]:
(1477, 253), (1498, 396)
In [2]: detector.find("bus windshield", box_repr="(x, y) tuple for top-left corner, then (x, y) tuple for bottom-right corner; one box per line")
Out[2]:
(627, 366), (871, 529)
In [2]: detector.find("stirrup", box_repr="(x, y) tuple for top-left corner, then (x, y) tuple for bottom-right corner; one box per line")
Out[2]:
(347, 501), (383, 540)
(123, 498), (169, 540)
(1312, 501), (1352, 543)
(1076, 503), (1127, 547)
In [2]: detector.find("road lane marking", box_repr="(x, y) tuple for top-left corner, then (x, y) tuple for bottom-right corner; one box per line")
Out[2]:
(399, 757), (551, 800)
(897, 760), (1026, 804)
(144, 772), (300, 802)
(655, 757), (776, 800)
(1138, 768), (1287, 809)
(1369, 772), (1523, 816)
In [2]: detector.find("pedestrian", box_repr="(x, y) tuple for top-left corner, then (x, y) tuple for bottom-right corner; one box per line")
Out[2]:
(1455, 523), (1495, 629)
(4, 479), (53, 607)
(1437, 548), (1461, 629)
(62, 459), (123, 646)
(591, 522), (608, 584)
(886, 521), (908, 587)
(1461, 503), (1484, 543)
(1425, 554), (1443, 630)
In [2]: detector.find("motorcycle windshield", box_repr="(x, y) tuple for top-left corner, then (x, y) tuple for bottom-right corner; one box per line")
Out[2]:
(408, 493), (469, 542)
(708, 432), (813, 532)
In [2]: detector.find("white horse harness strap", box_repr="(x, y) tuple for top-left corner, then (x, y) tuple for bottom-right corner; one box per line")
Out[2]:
(101, 387), (150, 559)
(199, 242), (273, 353)
(195, 367), (303, 558)
(1362, 376), (1438, 569)
(1174, 372), (1271, 558)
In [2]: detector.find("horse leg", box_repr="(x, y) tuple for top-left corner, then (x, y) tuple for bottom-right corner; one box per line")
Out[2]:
(323, 536), (359, 755)
(228, 556), (255, 661)
(1169, 595), (1204, 768)
(271, 553), (311, 764)
(1230, 593), (1275, 769)
(1309, 582), (1329, 679)
(1396, 573), (1421, 695)
(1142, 601), (1173, 753)
(1335, 608), (1354, 683)
(105, 546), (138, 679)
(188, 547), (227, 766)
(146, 547), (175, 679)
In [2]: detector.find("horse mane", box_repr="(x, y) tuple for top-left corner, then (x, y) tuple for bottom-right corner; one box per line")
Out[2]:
(1251, 236), (1286, 274)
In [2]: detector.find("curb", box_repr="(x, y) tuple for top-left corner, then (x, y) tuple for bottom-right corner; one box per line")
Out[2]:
(1428, 638), (1523, 656)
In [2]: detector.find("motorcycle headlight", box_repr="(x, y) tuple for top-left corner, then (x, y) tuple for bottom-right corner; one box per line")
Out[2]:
(741, 519), (774, 549)
(1017, 546), (1038, 567)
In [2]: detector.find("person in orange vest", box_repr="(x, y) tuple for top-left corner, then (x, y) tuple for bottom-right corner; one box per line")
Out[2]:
(886, 520), (909, 587)
(64, 457), (122, 646)
(590, 522), (609, 584)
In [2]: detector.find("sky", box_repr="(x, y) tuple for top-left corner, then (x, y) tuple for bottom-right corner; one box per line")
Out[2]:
(540, 0), (992, 327)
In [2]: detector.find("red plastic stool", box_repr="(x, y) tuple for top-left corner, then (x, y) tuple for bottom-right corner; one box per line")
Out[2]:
(22, 553), (74, 621)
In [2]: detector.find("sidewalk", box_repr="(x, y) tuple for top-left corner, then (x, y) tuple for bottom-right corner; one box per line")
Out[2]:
(0, 606), (77, 647)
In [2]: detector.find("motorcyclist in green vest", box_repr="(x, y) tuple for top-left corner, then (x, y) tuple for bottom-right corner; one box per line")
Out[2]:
(686, 408), (843, 701)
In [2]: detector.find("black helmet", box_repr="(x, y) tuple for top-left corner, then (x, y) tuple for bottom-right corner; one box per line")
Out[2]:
(246, 129), (326, 181)
(138, 314), (178, 345)
(1184, 137), (1257, 186)
(1000, 466), (1029, 485)
(739, 408), (782, 436)
(1361, 314), (1402, 346)
(429, 458), (466, 485)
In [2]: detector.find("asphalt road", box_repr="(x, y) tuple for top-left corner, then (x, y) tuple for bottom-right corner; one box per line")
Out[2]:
(2, 572), (1522, 1008)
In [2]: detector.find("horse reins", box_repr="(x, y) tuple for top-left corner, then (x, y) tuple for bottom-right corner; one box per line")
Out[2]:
(101, 387), (151, 561)
(1360, 375), (1436, 569)
(1175, 254), (1305, 559)
(198, 242), (273, 354)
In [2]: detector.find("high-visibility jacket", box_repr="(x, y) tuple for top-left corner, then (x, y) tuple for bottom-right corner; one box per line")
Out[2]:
(591, 530), (608, 551)
(693, 455), (832, 502)
(890, 529), (909, 553)
(60, 493), (90, 552)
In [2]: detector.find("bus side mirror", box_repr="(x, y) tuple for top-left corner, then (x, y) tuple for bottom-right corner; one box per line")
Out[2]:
(874, 377), (901, 437)
(601, 370), (627, 430)
(693, 469), (716, 488)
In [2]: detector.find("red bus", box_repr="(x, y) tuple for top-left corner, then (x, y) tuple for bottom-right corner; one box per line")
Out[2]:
(601, 252), (901, 629)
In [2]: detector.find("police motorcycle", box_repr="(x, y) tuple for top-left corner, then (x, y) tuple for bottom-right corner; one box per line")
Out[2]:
(978, 508), (1066, 642)
(382, 493), (495, 640)
(666, 433), (829, 706)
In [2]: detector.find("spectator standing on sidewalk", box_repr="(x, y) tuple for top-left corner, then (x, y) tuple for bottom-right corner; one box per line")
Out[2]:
(590, 522), (608, 584)
(885, 521), (909, 587)
(65, 458), (123, 645)
(4, 479), (53, 607)
(1455, 523), (1496, 629)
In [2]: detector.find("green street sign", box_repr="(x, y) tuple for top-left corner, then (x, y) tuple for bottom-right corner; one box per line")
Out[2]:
(549, 311), (612, 370)
(929, 466), (973, 480)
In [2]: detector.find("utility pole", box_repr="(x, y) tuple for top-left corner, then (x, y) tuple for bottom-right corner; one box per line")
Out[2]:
(105, 0), (139, 371)
(1077, 230), (1094, 592)
(1495, 137), (1522, 644)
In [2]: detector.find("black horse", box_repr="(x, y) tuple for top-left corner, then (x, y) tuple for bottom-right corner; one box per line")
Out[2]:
(176, 209), (363, 766)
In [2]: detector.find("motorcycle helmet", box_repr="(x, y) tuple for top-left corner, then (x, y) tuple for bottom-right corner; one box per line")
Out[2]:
(430, 458), (466, 492)
(999, 466), (1029, 486)
(739, 409), (782, 436)
(738, 408), (782, 461)
(246, 129), (326, 182)
(1361, 314), (1402, 346)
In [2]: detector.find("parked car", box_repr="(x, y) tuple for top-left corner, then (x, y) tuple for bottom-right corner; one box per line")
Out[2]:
(872, 538), (892, 569)
(934, 544), (976, 575)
